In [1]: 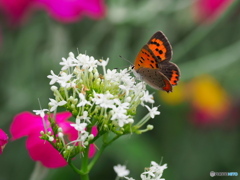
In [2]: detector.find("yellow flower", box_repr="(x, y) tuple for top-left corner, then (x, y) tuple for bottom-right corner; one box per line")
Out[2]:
(159, 74), (231, 124)
(188, 75), (230, 122)
(159, 83), (186, 105)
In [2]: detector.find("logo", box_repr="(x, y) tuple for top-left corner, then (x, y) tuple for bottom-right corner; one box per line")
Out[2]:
(210, 171), (238, 177)
(210, 171), (215, 177)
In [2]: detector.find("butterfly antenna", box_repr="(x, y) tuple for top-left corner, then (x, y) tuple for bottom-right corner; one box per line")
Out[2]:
(119, 55), (133, 66)
(113, 65), (131, 70)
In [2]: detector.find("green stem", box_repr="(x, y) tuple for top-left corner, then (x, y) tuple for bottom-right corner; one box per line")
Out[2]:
(174, 0), (240, 62)
(67, 133), (121, 179)
(80, 145), (90, 180)
(88, 144), (107, 172)
(80, 174), (89, 180)
(134, 113), (151, 129)
(68, 161), (81, 174)
(88, 134), (121, 172)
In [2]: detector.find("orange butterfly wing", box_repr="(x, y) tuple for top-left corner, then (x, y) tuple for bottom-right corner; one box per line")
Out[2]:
(134, 45), (172, 92)
(133, 31), (180, 92)
(147, 31), (180, 86)
(134, 45), (159, 70)
(147, 31), (173, 62)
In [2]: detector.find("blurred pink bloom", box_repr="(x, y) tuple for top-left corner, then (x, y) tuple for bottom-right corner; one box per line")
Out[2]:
(0, 0), (35, 24)
(0, 129), (8, 154)
(193, 0), (234, 23)
(37, 0), (106, 23)
(0, 0), (106, 25)
(188, 75), (231, 126)
(10, 111), (97, 168)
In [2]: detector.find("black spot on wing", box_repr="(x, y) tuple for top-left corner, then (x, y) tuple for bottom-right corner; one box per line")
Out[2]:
(149, 41), (160, 46)
(155, 48), (163, 54)
(141, 50), (150, 57)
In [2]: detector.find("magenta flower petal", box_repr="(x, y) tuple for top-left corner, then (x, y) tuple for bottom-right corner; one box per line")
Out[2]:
(88, 126), (98, 158)
(55, 112), (79, 141)
(0, 129), (8, 154)
(10, 111), (73, 168)
(55, 112), (75, 134)
(54, 111), (72, 124)
(10, 111), (98, 167)
(36, 0), (106, 22)
(91, 126), (98, 136)
(10, 112), (43, 140)
(193, 0), (234, 23)
(26, 133), (67, 168)
(88, 144), (96, 158)
(0, 0), (106, 25)
(37, 0), (83, 22)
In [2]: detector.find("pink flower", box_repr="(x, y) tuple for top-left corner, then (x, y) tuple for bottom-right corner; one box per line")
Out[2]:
(0, 0), (35, 24)
(10, 111), (97, 168)
(0, 0), (106, 25)
(193, 0), (234, 23)
(0, 129), (8, 154)
(37, 0), (106, 23)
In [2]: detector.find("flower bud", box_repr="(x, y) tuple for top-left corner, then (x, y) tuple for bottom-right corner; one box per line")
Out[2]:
(51, 86), (58, 91)
(58, 132), (64, 138)
(48, 136), (54, 142)
(147, 125), (154, 130)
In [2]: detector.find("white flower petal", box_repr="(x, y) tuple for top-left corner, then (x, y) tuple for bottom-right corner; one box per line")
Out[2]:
(114, 164), (130, 177)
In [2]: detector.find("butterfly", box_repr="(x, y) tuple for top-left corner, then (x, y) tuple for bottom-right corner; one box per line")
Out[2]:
(132, 31), (180, 92)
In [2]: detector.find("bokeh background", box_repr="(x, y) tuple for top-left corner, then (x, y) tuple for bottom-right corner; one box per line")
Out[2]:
(1, 0), (240, 179)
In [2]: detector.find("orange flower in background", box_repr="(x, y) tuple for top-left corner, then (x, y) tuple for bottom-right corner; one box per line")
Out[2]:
(188, 75), (231, 125)
(159, 74), (231, 126)
(193, 0), (234, 24)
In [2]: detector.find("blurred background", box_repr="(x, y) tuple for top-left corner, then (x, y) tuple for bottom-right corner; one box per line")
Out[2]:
(1, 0), (240, 179)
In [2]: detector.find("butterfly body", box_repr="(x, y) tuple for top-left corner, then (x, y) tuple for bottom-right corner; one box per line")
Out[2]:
(133, 31), (180, 92)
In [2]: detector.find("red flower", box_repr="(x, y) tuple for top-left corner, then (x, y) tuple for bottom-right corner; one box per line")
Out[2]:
(10, 111), (97, 168)
(193, 0), (234, 23)
(0, 0), (106, 25)
(0, 129), (8, 154)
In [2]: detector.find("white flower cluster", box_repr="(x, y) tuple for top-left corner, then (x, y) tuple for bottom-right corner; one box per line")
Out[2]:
(140, 161), (167, 180)
(36, 52), (160, 138)
(114, 162), (167, 180)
